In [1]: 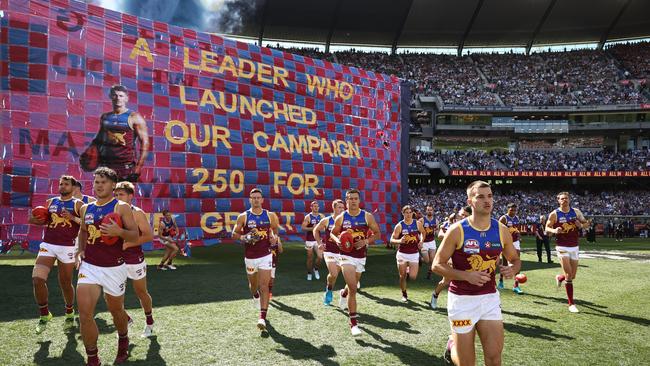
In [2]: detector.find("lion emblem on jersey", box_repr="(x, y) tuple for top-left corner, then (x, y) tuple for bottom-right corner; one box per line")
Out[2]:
(48, 213), (72, 229)
(466, 254), (498, 273)
(425, 227), (435, 235)
(250, 228), (268, 241)
(107, 131), (127, 145)
(508, 227), (520, 235)
(87, 225), (101, 245)
(402, 234), (419, 245)
(349, 230), (366, 243)
(561, 222), (576, 232)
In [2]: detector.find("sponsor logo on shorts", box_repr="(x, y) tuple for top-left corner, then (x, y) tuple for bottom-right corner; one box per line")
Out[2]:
(39, 247), (48, 252)
(452, 319), (472, 327)
(246, 267), (255, 272)
(78, 273), (87, 279)
(463, 239), (480, 254)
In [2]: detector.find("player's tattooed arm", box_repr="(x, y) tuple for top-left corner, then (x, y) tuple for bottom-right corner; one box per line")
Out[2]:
(574, 208), (591, 228)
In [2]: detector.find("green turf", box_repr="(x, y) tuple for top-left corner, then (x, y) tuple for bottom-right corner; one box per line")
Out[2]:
(1, 237), (649, 365)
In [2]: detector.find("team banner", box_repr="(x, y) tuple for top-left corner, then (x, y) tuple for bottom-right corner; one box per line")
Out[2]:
(450, 170), (650, 178)
(0, 0), (403, 249)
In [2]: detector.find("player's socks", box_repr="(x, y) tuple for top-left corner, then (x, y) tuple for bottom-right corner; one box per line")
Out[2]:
(426, 269), (432, 279)
(85, 347), (100, 366)
(114, 333), (129, 364)
(514, 279), (519, 288)
(401, 290), (408, 302)
(349, 312), (358, 327)
(145, 311), (154, 326)
(326, 284), (333, 291)
(39, 303), (49, 317)
(341, 288), (349, 298)
(65, 304), (74, 315)
(566, 280), (574, 305)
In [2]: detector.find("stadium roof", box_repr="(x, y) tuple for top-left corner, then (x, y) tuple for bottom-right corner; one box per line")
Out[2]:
(97, 0), (650, 53)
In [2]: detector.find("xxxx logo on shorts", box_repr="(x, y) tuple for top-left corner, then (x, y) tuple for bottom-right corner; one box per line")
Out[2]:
(246, 267), (255, 272)
(78, 273), (87, 279)
(39, 247), (48, 252)
(452, 319), (472, 327)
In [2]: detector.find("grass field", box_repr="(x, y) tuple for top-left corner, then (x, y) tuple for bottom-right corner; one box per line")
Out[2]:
(1, 237), (649, 366)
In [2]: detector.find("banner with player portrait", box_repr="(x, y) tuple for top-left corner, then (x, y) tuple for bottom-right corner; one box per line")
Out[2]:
(0, 0), (404, 250)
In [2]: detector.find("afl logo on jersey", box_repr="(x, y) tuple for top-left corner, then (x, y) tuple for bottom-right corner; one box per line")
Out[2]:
(49, 205), (58, 213)
(342, 220), (352, 229)
(463, 239), (480, 254)
(84, 214), (94, 225)
(247, 220), (257, 228)
(559, 217), (567, 223)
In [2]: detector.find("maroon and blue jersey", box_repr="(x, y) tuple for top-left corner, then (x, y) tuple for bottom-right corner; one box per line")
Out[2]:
(323, 216), (339, 254)
(341, 210), (369, 259)
(449, 218), (505, 296)
(83, 198), (124, 267)
(503, 214), (521, 242)
(304, 213), (321, 241)
(123, 205), (145, 265)
(159, 216), (174, 237)
(98, 110), (136, 164)
(422, 216), (437, 242)
(242, 209), (272, 259)
(553, 208), (580, 247)
(43, 197), (80, 247)
(397, 220), (420, 254)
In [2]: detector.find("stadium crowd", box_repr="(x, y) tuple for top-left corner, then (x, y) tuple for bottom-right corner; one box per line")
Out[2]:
(408, 187), (650, 222)
(413, 149), (650, 172)
(271, 43), (650, 107)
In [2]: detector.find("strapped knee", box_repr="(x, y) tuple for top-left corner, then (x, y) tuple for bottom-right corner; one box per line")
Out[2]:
(32, 264), (51, 280)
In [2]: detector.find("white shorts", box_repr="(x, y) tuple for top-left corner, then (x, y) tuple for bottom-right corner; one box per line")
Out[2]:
(126, 261), (147, 281)
(323, 251), (341, 266)
(244, 254), (273, 275)
(447, 291), (502, 334)
(305, 241), (318, 250)
(556, 246), (579, 260)
(513, 240), (521, 251)
(396, 251), (420, 264)
(37, 242), (76, 264)
(339, 255), (366, 273)
(421, 240), (437, 251)
(78, 262), (127, 297)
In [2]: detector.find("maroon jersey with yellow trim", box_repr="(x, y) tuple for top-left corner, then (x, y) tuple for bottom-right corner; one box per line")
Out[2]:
(449, 218), (504, 296)
(422, 216), (437, 242)
(43, 197), (80, 247)
(503, 214), (521, 242)
(304, 213), (321, 241)
(123, 205), (145, 265)
(83, 198), (124, 267)
(242, 209), (272, 259)
(98, 110), (136, 164)
(553, 208), (580, 247)
(396, 220), (420, 254)
(323, 216), (339, 254)
(341, 210), (369, 259)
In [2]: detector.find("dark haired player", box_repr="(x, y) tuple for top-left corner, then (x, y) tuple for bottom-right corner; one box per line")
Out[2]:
(314, 199), (346, 305)
(302, 201), (323, 281)
(498, 203), (523, 294)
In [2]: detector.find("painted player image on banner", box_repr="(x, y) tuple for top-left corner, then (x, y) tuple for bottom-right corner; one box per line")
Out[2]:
(0, 0), (405, 249)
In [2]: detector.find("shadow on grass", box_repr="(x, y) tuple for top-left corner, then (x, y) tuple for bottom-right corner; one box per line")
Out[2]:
(525, 292), (650, 326)
(501, 310), (556, 323)
(33, 332), (85, 366)
(359, 289), (430, 312)
(334, 309), (420, 335)
(265, 321), (337, 366)
(504, 322), (574, 341)
(270, 299), (315, 320)
(356, 327), (441, 365)
(127, 336), (166, 365)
